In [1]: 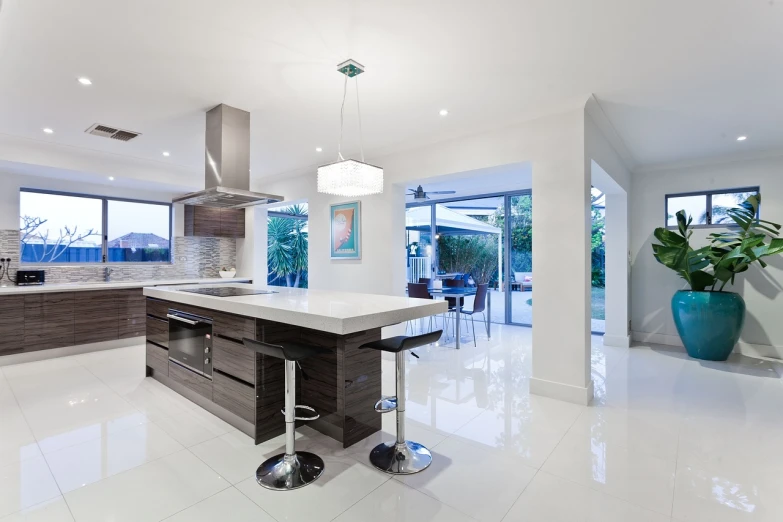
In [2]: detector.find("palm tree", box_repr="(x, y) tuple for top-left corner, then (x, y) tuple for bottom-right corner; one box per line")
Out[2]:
(267, 204), (308, 287)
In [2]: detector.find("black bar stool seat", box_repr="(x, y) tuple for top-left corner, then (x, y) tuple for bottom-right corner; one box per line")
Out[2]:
(359, 329), (442, 475)
(243, 337), (331, 491)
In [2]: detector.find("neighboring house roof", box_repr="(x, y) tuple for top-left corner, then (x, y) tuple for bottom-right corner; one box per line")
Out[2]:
(107, 232), (170, 248)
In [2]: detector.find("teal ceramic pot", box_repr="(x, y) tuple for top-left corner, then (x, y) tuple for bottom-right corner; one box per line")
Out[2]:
(671, 290), (745, 361)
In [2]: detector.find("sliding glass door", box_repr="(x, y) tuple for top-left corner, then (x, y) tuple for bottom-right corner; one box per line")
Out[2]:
(506, 193), (533, 326)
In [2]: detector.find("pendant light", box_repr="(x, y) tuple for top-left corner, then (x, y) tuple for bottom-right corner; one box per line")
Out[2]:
(317, 59), (383, 197)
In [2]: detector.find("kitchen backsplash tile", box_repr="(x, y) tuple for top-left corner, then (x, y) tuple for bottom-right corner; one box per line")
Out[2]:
(0, 229), (236, 284)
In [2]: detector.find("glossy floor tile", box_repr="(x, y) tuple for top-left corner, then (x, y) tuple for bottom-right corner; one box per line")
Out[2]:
(0, 327), (781, 521)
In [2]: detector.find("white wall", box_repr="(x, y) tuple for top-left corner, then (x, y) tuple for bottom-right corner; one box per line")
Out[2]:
(630, 155), (783, 358)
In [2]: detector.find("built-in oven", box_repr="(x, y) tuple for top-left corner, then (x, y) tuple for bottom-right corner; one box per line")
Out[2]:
(167, 309), (213, 379)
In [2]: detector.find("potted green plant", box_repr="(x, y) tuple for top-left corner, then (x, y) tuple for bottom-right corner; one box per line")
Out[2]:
(652, 194), (783, 360)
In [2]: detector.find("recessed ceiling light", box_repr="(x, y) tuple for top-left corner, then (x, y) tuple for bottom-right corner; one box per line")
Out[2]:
(77, 77), (92, 86)
(162, 151), (170, 157)
(108, 176), (115, 181)
(42, 128), (53, 134)
(439, 109), (449, 116)
(736, 136), (747, 141)
(315, 147), (323, 152)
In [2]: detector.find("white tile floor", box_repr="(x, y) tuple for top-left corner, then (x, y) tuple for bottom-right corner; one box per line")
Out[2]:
(1, 325), (782, 521)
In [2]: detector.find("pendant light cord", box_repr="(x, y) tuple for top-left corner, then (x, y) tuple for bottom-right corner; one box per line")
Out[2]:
(338, 74), (347, 161)
(356, 75), (365, 162)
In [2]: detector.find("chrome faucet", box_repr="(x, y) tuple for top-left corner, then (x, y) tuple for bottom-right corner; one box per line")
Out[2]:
(104, 267), (113, 282)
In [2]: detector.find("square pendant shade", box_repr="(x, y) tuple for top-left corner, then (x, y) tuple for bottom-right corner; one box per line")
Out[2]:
(317, 159), (384, 197)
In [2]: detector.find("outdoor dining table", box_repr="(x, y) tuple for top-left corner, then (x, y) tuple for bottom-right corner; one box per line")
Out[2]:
(428, 286), (491, 349)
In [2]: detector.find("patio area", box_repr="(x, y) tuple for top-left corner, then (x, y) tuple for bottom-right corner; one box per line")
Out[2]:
(426, 288), (606, 333)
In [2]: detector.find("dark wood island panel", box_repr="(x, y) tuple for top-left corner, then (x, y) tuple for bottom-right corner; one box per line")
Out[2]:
(145, 297), (382, 448)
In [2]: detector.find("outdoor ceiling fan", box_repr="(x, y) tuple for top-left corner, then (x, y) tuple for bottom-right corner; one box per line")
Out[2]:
(407, 185), (456, 200)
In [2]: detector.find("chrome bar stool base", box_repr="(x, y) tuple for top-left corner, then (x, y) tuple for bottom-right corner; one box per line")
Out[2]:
(256, 451), (325, 491)
(369, 440), (432, 475)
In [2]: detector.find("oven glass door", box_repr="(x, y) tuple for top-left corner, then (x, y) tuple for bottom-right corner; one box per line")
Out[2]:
(167, 310), (212, 377)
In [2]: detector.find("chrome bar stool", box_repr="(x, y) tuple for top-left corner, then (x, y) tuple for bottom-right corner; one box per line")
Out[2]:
(242, 337), (331, 491)
(359, 329), (443, 474)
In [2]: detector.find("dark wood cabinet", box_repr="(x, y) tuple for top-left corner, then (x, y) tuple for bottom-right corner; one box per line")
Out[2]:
(0, 295), (25, 355)
(213, 336), (254, 384)
(118, 289), (146, 339)
(73, 290), (118, 344)
(169, 360), (212, 400)
(213, 371), (255, 423)
(184, 205), (245, 238)
(24, 292), (75, 352)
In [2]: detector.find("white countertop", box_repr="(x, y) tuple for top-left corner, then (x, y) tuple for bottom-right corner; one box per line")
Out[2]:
(0, 277), (252, 295)
(144, 283), (447, 335)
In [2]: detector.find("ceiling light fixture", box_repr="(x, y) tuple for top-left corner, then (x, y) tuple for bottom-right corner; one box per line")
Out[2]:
(317, 59), (383, 197)
(439, 109), (449, 116)
(162, 151), (170, 157)
(315, 147), (323, 152)
(42, 128), (53, 134)
(77, 77), (92, 86)
(736, 136), (747, 141)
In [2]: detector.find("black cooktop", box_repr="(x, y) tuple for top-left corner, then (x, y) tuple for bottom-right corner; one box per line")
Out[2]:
(178, 287), (278, 298)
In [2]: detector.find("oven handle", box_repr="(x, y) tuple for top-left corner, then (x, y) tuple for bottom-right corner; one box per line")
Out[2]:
(167, 313), (200, 325)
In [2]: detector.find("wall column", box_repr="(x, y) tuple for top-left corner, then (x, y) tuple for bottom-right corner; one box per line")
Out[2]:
(603, 192), (630, 347)
(530, 154), (593, 405)
(237, 206), (267, 283)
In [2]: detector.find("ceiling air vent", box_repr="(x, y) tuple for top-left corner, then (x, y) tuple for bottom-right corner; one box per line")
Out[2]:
(85, 124), (141, 142)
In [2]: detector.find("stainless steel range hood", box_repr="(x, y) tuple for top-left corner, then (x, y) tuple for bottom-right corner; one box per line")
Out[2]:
(173, 104), (283, 208)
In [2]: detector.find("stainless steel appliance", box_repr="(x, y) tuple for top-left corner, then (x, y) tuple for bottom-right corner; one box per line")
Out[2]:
(172, 104), (283, 208)
(16, 270), (45, 286)
(167, 309), (213, 379)
(178, 287), (278, 297)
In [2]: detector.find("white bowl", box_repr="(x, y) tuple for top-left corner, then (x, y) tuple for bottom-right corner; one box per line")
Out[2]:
(219, 270), (237, 278)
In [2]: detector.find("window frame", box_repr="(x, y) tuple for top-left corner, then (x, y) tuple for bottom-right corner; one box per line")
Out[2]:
(20, 188), (173, 265)
(664, 186), (760, 229)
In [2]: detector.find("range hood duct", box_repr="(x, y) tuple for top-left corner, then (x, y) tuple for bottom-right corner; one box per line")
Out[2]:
(173, 104), (283, 208)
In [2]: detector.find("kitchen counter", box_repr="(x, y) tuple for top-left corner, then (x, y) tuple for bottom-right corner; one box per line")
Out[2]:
(0, 277), (251, 295)
(144, 283), (447, 448)
(144, 282), (446, 335)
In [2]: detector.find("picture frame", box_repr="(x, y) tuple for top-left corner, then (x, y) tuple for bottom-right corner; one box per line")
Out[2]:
(330, 201), (361, 259)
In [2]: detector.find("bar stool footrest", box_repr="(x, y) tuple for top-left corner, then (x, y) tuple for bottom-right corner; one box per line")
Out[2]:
(374, 396), (397, 413)
(280, 405), (320, 421)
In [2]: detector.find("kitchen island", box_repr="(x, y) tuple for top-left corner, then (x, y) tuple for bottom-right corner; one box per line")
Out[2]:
(143, 283), (446, 448)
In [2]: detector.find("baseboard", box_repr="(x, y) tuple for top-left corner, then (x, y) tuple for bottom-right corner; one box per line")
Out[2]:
(602, 334), (631, 348)
(0, 337), (144, 367)
(631, 331), (783, 362)
(530, 377), (594, 405)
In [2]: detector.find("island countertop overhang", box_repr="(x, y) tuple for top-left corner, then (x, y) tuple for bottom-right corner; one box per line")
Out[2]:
(143, 283), (447, 335)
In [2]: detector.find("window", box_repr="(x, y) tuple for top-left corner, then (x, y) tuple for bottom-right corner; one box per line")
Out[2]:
(267, 203), (308, 288)
(20, 189), (171, 264)
(665, 187), (759, 228)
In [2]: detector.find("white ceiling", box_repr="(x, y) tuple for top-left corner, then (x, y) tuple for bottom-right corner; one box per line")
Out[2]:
(0, 0), (781, 188)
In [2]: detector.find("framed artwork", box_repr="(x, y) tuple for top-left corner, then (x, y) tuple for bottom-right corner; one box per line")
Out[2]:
(330, 201), (361, 259)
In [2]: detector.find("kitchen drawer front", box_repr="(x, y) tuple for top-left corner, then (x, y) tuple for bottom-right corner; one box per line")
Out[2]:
(145, 315), (169, 348)
(145, 341), (168, 376)
(119, 315), (146, 339)
(213, 371), (255, 423)
(146, 298), (170, 320)
(213, 336), (254, 384)
(169, 361), (212, 400)
(24, 292), (74, 352)
(0, 295), (24, 355)
(213, 312), (255, 342)
(74, 290), (118, 344)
